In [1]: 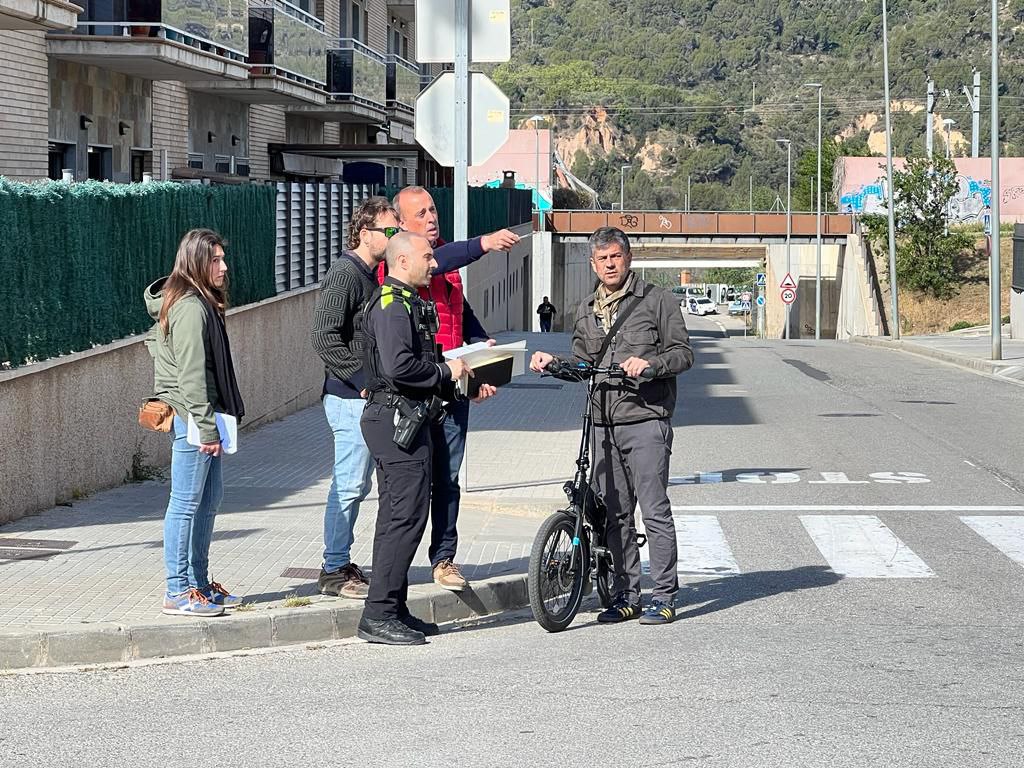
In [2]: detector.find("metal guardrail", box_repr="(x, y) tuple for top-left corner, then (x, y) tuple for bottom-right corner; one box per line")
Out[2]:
(386, 53), (419, 111)
(540, 210), (857, 237)
(56, 21), (248, 61)
(326, 37), (386, 109)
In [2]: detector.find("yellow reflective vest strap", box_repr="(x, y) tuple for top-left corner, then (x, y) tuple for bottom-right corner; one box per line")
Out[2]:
(380, 283), (415, 313)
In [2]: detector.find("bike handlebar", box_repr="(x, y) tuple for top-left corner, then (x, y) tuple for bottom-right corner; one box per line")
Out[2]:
(543, 359), (656, 383)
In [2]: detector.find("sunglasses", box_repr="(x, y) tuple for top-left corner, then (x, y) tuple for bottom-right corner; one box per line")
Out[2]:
(366, 226), (401, 238)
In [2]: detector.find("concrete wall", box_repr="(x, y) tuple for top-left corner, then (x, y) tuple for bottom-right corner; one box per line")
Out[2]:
(836, 234), (883, 340)
(0, 30), (49, 180)
(0, 287), (324, 525)
(464, 223), (532, 334)
(248, 104), (287, 181)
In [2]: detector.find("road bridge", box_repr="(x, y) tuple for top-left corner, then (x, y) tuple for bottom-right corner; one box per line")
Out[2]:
(529, 210), (883, 341)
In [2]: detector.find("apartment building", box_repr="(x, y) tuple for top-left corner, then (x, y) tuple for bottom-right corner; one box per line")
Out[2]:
(0, 0), (440, 184)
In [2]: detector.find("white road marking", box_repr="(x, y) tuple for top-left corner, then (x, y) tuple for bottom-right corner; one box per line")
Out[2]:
(960, 516), (1024, 568)
(671, 505), (1024, 512)
(639, 514), (740, 576)
(799, 515), (935, 578)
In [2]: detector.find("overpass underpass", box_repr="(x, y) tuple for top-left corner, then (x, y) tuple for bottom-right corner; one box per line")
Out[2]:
(530, 210), (885, 340)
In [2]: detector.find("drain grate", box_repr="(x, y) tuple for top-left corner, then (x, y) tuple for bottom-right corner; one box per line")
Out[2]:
(281, 567), (321, 580)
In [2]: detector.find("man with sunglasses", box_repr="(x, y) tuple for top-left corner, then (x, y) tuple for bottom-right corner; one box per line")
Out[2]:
(386, 186), (519, 593)
(311, 196), (402, 600)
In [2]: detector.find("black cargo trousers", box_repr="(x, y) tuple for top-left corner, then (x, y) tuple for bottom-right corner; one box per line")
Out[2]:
(359, 401), (432, 621)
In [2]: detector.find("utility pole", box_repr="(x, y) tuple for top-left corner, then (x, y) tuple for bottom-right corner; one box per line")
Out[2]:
(962, 68), (981, 158)
(882, 0), (900, 340)
(805, 81), (824, 341)
(777, 137), (792, 340)
(687, 174), (692, 213)
(749, 175), (753, 214)
(991, 0), (1002, 360)
(925, 76), (934, 158)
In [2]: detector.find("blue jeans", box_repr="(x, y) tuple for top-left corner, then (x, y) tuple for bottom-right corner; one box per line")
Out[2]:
(428, 397), (470, 566)
(164, 415), (223, 595)
(323, 394), (374, 572)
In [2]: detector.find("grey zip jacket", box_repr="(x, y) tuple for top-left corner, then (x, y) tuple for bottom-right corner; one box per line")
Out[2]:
(571, 276), (694, 426)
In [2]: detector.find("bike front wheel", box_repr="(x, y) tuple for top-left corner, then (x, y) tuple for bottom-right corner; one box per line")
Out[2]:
(528, 511), (587, 632)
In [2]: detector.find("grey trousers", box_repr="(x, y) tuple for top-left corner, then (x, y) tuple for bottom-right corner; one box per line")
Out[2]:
(595, 418), (678, 603)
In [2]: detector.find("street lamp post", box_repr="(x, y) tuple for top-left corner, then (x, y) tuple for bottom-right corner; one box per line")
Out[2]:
(991, 0), (1002, 360)
(942, 118), (956, 234)
(805, 82), (823, 340)
(620, 164), (632, 213)
(777, 137), (792, 340)
(881, 0), (900, 340)
(527, 114), (545, 232)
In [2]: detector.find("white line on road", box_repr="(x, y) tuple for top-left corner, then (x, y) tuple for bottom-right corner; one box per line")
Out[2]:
(675, 515), (742, 575)
(671, 505), (1024, 512)
(799, 515), (935, 578)
(960, 516), (1024, 568)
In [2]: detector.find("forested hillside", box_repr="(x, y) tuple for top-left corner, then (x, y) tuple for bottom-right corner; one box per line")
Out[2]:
(491, 0), (1023, 211)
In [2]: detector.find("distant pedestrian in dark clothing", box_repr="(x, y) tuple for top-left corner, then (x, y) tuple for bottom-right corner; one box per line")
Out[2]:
(537, 296), (557, 332)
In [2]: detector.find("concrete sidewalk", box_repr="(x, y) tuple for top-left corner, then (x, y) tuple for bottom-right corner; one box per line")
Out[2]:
(0, 332), (582, 671)
(850, 327), (1024, 385)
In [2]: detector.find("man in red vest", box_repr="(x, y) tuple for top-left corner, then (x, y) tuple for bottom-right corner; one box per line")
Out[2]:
(382, 185), (519, 591)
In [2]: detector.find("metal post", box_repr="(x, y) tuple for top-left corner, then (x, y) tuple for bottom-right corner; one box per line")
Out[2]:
(528, 114), (545, 232)
(972, 68), (981, 158)
(882, 0), (900, 340)
(687, 175), (692, 213)
(786, 140), (792, 340)
(926, 77), (934, 158)
(749, 174), (753, 213)
(991, 0), (1002, 360)
(454, 0), (469, 488)
(619, 164), (630, 212)
(814, 84), (823, 340)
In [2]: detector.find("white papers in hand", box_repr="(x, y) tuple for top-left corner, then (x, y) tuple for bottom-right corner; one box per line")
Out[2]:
(186, 413), (238, 454)
(442, 340), (527, 397)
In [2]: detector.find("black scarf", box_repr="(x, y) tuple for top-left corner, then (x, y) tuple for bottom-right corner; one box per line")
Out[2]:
(199, 296), (245, 421)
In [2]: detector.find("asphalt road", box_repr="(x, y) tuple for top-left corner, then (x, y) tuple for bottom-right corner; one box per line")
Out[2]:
(3, 317), (1023, 767)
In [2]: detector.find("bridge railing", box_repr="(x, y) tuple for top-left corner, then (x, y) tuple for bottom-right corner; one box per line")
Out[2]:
(536, 210), (856, 237)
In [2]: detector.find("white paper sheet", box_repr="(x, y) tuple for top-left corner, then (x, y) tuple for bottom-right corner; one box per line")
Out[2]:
(186, 412), (238, 454)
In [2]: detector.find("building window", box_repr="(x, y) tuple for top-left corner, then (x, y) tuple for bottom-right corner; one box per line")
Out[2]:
(214, 155), (231, 174)
(48, 142), (74, 181)
(402, 36), (409, 60)
(87, 146), (112, 181)
(350, 1), (360, 41)
(187, 153), (204, 170)
(130, 150), (150, 182)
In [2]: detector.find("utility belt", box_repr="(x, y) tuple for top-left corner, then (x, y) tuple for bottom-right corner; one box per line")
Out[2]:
(366, 390), (444, 449)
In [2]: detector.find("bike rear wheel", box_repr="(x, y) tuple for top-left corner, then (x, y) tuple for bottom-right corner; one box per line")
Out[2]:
(528, 511), (587, 632)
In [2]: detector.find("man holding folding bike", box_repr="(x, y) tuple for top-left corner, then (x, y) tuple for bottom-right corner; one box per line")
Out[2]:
(530, 226), (693, 625)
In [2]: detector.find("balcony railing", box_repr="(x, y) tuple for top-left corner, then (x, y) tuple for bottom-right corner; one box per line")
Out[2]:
(326, 38), (386, 110)
(59, 0), (250, 59)
(249, 0), (327, 87)
(386, 53), (418, 112)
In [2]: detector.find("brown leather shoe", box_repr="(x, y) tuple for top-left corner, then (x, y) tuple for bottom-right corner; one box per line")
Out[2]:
(432, 559), (468, 592)
(319, 563), (369, 599)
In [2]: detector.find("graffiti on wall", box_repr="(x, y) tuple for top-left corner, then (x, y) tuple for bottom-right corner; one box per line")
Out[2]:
(840, 175), (992, 223)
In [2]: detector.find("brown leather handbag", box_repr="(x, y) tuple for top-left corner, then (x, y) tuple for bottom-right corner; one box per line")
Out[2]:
(138, 398), (174, 433)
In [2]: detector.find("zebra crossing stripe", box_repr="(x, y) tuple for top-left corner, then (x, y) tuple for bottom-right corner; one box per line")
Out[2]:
(675, 515), (741, 575)
(960, 516), (1024, 568)
(639, 514), (741, 576)
(799, 515), (935, 578)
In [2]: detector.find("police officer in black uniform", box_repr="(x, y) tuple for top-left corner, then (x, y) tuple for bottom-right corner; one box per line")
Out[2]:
(357, 231), (473, 646)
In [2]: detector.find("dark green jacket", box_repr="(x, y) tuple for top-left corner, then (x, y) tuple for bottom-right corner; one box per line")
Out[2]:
(144, 278), (223, 443)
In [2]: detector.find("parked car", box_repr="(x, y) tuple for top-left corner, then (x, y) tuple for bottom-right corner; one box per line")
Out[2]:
(685, 297), (717, 316)
(728, 299), (747, 315)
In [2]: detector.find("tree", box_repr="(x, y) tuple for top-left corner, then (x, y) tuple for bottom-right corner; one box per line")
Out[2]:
(860, 156), (975, 297)
(704, 267), (758, 286)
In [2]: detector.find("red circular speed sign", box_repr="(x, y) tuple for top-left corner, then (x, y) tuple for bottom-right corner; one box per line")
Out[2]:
(780, 288), (797, 305)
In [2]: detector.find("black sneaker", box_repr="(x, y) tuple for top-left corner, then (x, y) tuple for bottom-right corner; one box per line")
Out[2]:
(596, 593), (642, 623)
(398, 613), (440, 637)
(357, 617), (426, 646)
(638, 599), (676, 625)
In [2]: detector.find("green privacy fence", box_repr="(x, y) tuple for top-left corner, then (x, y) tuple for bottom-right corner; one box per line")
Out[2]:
(0, 179), (276, 369)
(381, 186), (533, 242)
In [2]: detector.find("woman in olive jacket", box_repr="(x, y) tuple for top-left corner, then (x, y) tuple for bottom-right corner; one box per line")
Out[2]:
(144, 229), (245, 617)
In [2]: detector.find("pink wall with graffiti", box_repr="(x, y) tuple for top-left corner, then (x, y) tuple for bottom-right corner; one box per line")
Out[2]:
(835, 157), (1024, 223)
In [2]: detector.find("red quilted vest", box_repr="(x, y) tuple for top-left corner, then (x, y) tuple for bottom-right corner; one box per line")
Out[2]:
(375, 237), (464, 352)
